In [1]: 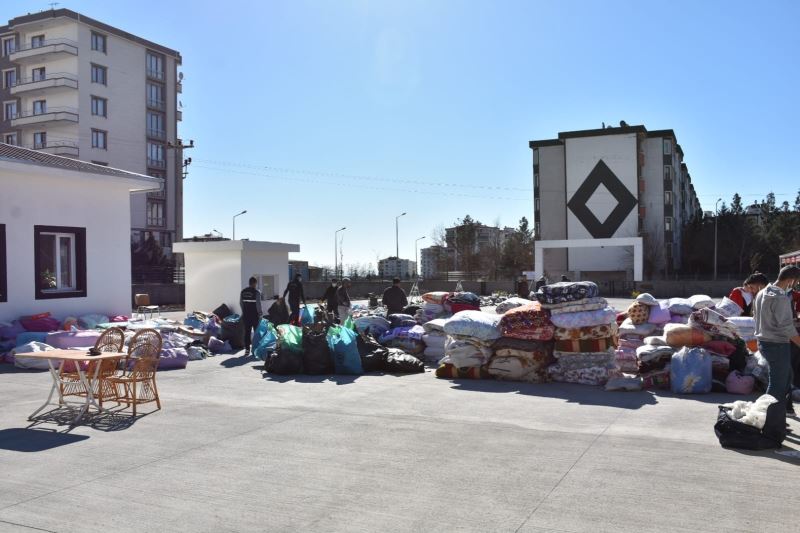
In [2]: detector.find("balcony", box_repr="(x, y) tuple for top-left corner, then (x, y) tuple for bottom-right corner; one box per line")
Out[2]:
(11, 106), (79, 128)
(147, 158), (166, 169)
(26, 140), (79, 158)
(147, 128), (166, 140)
(10, 38), (78, 63)
(10, 73), (78, 96)
(147, 98), (165, 111)
(146, 69), (165, 81)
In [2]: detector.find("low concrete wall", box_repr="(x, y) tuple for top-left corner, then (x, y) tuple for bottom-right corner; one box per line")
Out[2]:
(132, 284), (185, 306)
(303, 280), (518, 299)
(596, 280), (736, 299)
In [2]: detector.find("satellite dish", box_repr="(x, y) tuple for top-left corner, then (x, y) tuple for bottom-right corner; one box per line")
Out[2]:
(178, 72), (184, 80)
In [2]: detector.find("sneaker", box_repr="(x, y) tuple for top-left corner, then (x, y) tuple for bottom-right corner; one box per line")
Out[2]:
(244, 349), (250, 356)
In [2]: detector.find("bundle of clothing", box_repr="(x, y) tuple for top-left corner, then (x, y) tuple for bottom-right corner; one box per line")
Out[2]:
(421, 319), (447, 363)
(499, 301), (555, 342)
(533, 282), (619, 386)
(444, 292), (482, 314)
(378, 324), (426, 355)
(436, 311), (501, 378)
(487, 337), (554, 383)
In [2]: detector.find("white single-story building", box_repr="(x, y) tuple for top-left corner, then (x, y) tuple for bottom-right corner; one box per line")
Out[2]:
(0, 143), (160, 323)
(173, 240), (300, 315)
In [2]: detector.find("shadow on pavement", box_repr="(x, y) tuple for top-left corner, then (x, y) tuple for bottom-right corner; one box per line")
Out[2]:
(0, 427), (89, 452)
(25, 405), (154, 432)
(219, 354), (254, 368)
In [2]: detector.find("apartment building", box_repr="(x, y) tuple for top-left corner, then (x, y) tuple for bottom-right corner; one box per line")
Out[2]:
(378, 257), (416, 279)
(420, 245), (452, 279)
(0, 8), (183, 252)
(530, 124), (702, 280)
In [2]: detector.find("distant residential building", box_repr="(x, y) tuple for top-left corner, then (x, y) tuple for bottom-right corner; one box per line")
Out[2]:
(0, 8), (184, 253)
(420, 245), (452, 278)
(445, 224), (515, 252)
(378, 257), (416, 279)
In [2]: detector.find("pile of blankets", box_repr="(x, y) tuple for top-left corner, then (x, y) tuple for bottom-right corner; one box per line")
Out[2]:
(535, 282), (619, 386)
(437, 311), (501, 376)
(490, 301), (555, 382)
(421, 319), (447, 363)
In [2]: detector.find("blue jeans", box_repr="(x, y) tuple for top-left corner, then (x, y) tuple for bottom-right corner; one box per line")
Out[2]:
(759, 340), (792, 403)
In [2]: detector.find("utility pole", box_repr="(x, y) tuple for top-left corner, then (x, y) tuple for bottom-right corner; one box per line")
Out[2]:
(335, 227), (346, 279)
(713, 198), (721, 281)
(395, 212), (406, 259)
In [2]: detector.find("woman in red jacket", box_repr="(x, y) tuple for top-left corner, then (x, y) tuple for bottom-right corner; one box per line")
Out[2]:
(728, 272), (768, 316)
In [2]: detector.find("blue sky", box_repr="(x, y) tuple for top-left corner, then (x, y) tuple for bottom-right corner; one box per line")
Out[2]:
(7, 0), (799, 268)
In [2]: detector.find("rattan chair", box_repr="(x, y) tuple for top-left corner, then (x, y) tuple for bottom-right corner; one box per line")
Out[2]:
(108, 329), (163, 416)
(60, 327), (127, 406)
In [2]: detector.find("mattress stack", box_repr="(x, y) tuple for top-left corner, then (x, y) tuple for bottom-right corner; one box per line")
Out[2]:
(436, 310), (501, 378)
(534, 282), (619, 386)
(490, 302), (555, 383)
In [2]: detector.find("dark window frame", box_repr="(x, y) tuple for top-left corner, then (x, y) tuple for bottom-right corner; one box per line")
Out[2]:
(91, 128), (108, 149)
(0, 224), (6, 302)
(33, 225), (87, 300)
(91, 31), (107, 53)
(91, 95), (107, 117)
(91, 63), (107, 85)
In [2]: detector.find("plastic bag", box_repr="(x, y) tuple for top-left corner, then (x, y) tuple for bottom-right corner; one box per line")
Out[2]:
(253, 322), (278, 360)
(383, 349), (424, 373)
(343, 316), (356, 331)
(299, 306), (314, 326)
(303, 329), (333, 374)
(327, 326), (363, 375)
(251, 318), (270, 349)
(277, 324), (303, 353)
(267, 348), (304, 375)
(670, 347), (712, 394)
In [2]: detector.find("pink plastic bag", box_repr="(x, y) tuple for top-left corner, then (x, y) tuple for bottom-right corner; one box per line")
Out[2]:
(725, 371), (754, 395)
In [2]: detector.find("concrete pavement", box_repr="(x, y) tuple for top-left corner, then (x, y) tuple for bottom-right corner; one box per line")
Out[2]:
(1, 350), (799, 533)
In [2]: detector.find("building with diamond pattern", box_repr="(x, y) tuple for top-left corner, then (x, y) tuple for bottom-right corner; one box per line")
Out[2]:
(530, 124), (702, 281)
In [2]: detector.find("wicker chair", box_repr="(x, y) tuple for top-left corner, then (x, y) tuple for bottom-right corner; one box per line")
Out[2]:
(60, 327), (127, 406)
(108, 329), (163, 416)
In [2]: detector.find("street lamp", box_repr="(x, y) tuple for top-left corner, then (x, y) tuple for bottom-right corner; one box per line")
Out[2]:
(335, 227), (346, 279)
(211, 228), (222, 238)
(713, 198), (722, 281)
(232, 210), (247, 240)
(415, 236), (426, 278)
(395, 212), (406, 259)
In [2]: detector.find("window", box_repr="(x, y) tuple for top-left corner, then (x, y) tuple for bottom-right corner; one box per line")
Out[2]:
(532, 148), (539, 165)
(146, 51), (164, 80)
(3, 69), (16, 89)
(33, 131), (46, 149)
(91, 129), (107, 149)
(664, 217), (673, 232)
(147, 141), (164, 167)
(535, 197), (540, 212)
(663, 139), (672, 155)
(91, 64), (107, 85)
(91, 32), (106, 53)
(147, 111), (164, 137)
(146, 199), (165, 227)
(4, 101), (17, 121)
(0, 224), (6, 302)
(31, 35), (45, 48)
(258, 275), (276, 300)
(33, 100), (46, 115)
(2, 37), (15, 56)
(663, 166), (672, 181)
(32, 67), (46, 81)
(4, 133), (17, 145)
(665, 191), (673, 205)
(146, 82), (164, 109)
(91, 95), (107, 117)
(34, 225), (86, 299)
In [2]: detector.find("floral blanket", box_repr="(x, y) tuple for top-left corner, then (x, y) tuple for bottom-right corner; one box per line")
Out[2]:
(553, 323), (618, 340)
(549, 307), (616, 329)
(535, 282), (599, 305)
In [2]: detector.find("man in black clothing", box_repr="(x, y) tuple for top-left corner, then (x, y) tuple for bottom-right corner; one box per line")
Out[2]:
(382, 278), (408, 316)
(321, 278), (339, 318)
(283, 273), (307, 324)
(240, 276), (263, 356)
(267, 296), (290, 326)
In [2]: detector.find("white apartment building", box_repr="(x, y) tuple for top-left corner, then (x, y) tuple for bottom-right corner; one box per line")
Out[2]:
(0, 8), (183, 251)
(378, 257), (416, 280)
(420, 245), (452, 279)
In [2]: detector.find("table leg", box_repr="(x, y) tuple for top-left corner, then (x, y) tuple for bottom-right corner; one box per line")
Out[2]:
(28, 359), (62, 420)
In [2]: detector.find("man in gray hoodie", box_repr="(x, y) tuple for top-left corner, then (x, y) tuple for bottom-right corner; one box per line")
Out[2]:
(753, 265), (800, 411)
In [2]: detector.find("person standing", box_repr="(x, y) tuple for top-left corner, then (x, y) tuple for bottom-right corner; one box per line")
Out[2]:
(535, 275), (548, 291)
(321, 278), (339, 318)
(753, 265), (800, 416)
(283, 273), (307, 324)
(382, 278), (408, 316)
(267, 296), (290, 326)
(337, 278), (353, 321)
(728, 272), (769, 316)
(239, 276), (263, 356)
(517, 277), (530, 299)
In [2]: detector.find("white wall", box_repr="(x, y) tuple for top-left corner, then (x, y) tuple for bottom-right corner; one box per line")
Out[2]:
(241, 250), (290, 306)
(565, 134), (638, 272)
(0, 164), (136, 322)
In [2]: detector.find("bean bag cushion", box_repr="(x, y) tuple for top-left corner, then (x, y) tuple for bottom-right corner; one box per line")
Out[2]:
(45, 330), (102, 349)
(20, 315), (61, 332)
(16, 332), (49, 347)
(11, 341), (55, 370)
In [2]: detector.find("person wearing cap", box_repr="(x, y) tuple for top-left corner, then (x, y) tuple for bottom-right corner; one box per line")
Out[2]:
(337, 278), (353, 321)
(382, 278), (408, 316)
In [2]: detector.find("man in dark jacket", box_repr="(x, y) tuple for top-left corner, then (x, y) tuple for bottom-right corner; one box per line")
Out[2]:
(240, 276), (263, 356)
(517, 277), (530, 299)
(382, 278), (408, 316)
(267, 296), (290, 326)
(283, 273), (306, 324)
(321, 279), (339, 318)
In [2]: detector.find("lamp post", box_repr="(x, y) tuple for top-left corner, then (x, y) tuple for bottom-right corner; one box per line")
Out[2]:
(232, 210), (247, 240)
(335, 227), (346, 279)
(713, 198), (721, 281)
(415, 236), (426, 278)
(395, 212), (406, 260)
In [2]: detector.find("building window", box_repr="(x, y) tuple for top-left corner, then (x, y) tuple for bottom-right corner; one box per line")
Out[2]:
(147, 199), (165, 227)
(32, 67), (46, 81)
(147, 141), (165, 167)
(146, 82), (164, 109)
(665, 217), (673, 232)
(147, 111), (164, 138)
(4, 101), (17, 121)
(91, 96), (107, 117)
(146, 51), (164, 80)
(33, 131), (46, 149)
(91, 32), (107, 53)
(663, 139), (672, 155)
(33, 100), (47, 115)
(535, 197), (540, 212)
(663, 166), (672, 181)
(665, 191), (673, 205)
(91, 64), (107, 85)
(3, 69), (16, 89)
(34, 226), (86, 299)
(2, 37), (15, 56)
(31, 35), (45, 48)
(4, 133), (17, 145)
(91, 129), (107, 149)
(0, 223), (6, 302)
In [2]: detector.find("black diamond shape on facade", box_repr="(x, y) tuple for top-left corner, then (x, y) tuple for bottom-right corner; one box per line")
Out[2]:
(567, 159), (638, 239)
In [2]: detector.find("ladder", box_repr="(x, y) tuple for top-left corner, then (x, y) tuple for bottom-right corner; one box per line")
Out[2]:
(408, 280), (422, 304)
(455, 280), (464, 293)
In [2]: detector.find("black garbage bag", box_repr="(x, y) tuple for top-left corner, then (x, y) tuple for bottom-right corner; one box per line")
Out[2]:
(714, 403), (785, 450)
(728, 339), (748, 373)
(220, 316), (245, 350)
(212, 303), (232, 320)
(303, 329), (333, 375)
(383, 348), (425, 374)
(402, 305), (421, 316)
(267, 348), (303, 375)
(357, 333), (387, 372)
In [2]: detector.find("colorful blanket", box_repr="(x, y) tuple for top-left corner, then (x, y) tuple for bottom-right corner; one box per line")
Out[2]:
(553, 323), (618, 340)
(499, 302), (555, 341)
(553, 351), (616, 371)
(554, 337), (616, 353)
(535, 281), (599, 305)
(547, 362), (618, 386)
(547, 298), (608, 315)
(549, 307), (616, 329)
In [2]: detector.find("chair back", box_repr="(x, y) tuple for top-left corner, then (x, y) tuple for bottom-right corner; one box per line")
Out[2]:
(128, 328), (163, 359)
(94, 327), (125, 353)
(129, 354), (160, 379)
(134, 294), (151, 307)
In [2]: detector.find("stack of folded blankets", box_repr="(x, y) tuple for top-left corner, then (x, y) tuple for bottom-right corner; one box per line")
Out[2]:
(418, 292), (452, 324)
(490, 301), (555, 382)
(436, 310), (501, 379)
(421, 318), (447, 363)
(726, 316), (756, 352)
(636, 337), (674, 390)
(444, 292), (482, 314)
(534, 282), (619, 386)
(614, 294), (672, 384)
